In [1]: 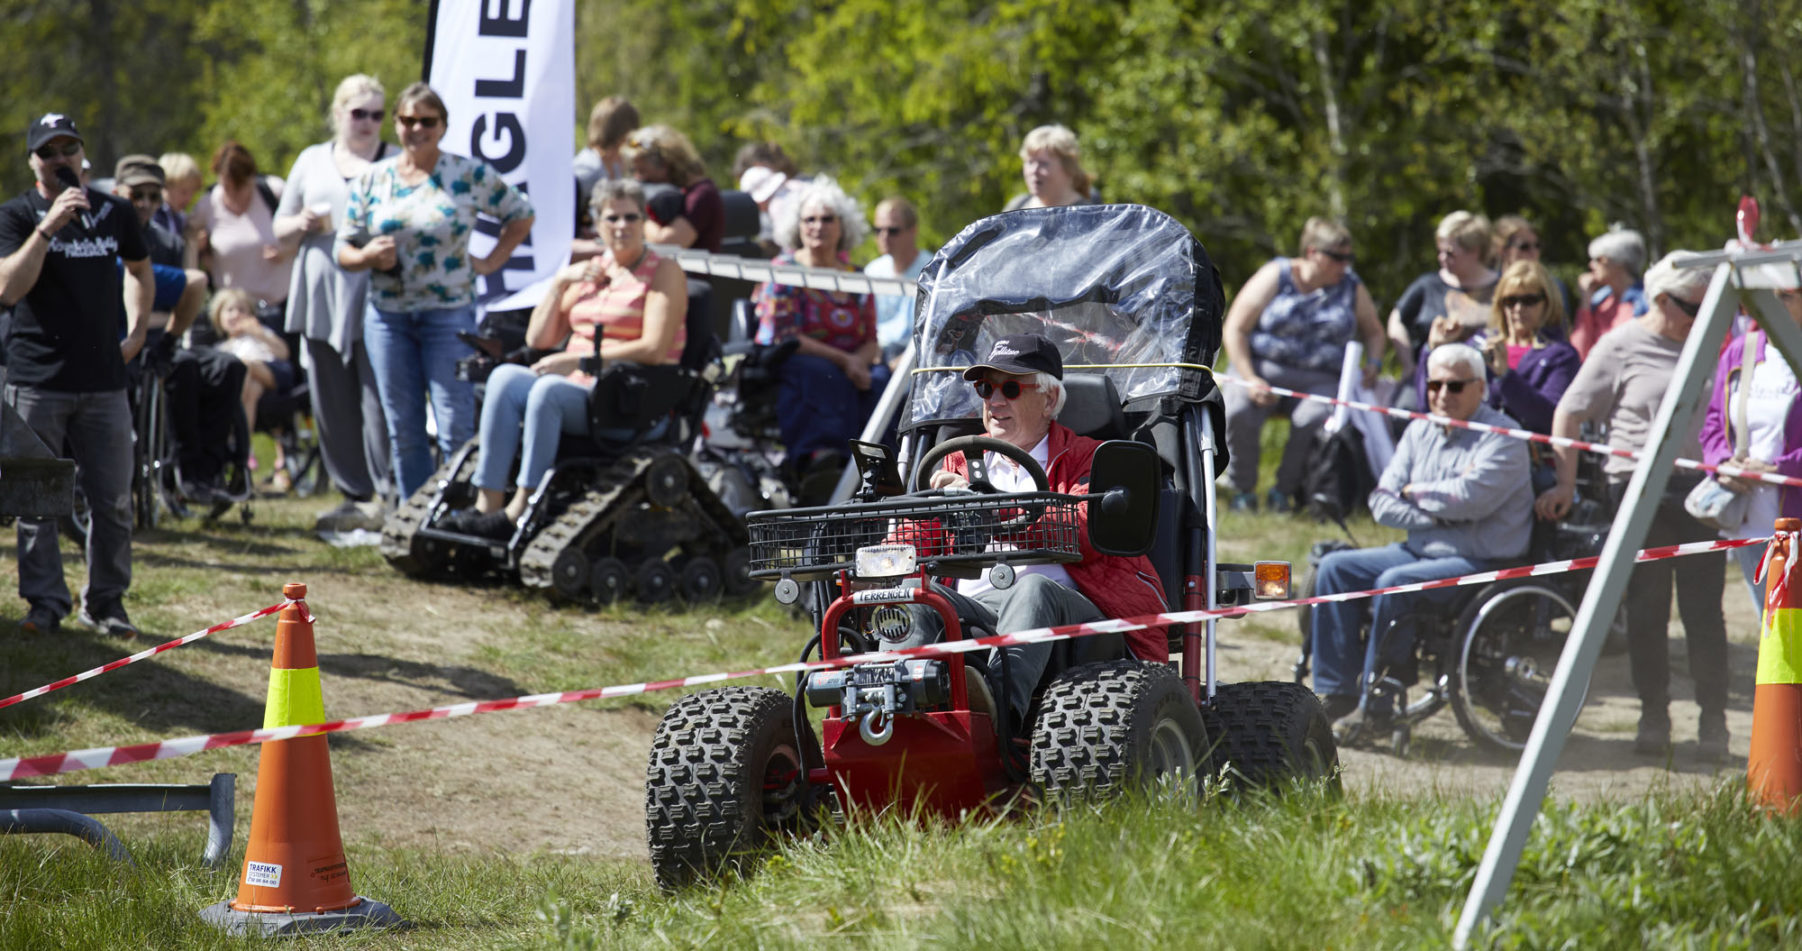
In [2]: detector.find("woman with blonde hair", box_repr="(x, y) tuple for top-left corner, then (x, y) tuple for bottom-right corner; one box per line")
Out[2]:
(272, 72), (398, 530)
(1410, 261), (1578, 434)
(625, 124), (724, 252)
(1004, 124), (1095, 210)
(1220, 216), (1385, 511)
(1387, 210), (1499, 378)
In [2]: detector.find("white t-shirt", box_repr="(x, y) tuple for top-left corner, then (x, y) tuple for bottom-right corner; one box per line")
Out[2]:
(192, 179), (294, 305)
(957, 434), (1073, 598)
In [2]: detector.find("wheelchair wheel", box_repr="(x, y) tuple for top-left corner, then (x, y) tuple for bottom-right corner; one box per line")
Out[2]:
(1449, 582), (1584, 753)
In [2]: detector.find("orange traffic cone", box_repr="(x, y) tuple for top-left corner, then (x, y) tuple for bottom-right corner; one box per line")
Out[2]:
(200, 583), (402, 935)
(1749, 519), (1802, 814)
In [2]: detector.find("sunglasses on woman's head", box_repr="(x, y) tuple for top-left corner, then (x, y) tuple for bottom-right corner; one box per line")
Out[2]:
(1426, 378), (1477, 395)
(1668, 295), (1703, 317)
(396, 114), (440, 129)
(601, 213), (642, 224)
(349, 108), (384, 122)
(1500, 293), (1545, 309)
(974, 379), (1039, 400)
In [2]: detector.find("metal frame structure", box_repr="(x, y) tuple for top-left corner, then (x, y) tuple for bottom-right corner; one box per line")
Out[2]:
(1455, 243), (1802, 946)
(0, 774), (236, 868)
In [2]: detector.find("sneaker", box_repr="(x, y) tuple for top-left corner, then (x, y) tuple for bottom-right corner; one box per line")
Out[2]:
(1228, 491), (1258, 513)
(20, 604), (62, 635)
(77, 601), (138, 639)
(1634, 711), (1672, 756)
(315, 499), (387, 534)
(1697, 711), (1730, 761)
(1266, 488), (1293, 514)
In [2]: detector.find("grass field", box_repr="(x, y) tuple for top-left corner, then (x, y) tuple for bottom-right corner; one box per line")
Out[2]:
(0, 425), (1793, 948)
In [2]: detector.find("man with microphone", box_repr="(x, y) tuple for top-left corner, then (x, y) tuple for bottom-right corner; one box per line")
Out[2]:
(0, 113), (153, 637)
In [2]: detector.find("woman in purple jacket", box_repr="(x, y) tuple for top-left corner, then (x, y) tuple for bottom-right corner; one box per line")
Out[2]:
(1699, 274), (1802, 612)
(1414, 261), (1579, 433)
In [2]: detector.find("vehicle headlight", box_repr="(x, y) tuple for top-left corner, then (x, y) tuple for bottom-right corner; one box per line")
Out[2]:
(855, 543), (916, 579)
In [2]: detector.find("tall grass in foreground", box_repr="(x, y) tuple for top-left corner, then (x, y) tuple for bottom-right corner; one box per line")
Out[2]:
(12, 779), (1788, 949)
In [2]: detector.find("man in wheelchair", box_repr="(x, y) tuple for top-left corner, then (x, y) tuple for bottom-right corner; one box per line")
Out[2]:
(894, 334), (1171, 728)
(1311, 343), (1534, 736)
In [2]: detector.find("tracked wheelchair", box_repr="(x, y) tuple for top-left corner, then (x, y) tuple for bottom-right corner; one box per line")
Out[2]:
(380, 294), (752, 605)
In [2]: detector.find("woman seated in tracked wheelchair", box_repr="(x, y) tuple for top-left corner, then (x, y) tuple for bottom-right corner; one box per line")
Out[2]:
(380, 178), (749, 605)
(644, 204), (1339, 891)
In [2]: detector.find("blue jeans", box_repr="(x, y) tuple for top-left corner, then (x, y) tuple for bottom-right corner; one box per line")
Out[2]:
(1732, 545), (1766, 619)
(776, 353), (890, 459)
(364, 303), (477, 499)
(1309, 543), (1495, 701)
(475, 364), (592, 493)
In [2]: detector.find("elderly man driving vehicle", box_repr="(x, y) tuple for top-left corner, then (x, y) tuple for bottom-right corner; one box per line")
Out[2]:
(893, 334), (1170, 726)
(1310, 342), (1533, 735)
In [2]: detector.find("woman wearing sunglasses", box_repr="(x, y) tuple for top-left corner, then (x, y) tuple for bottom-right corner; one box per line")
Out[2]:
(271, 74), (398, 532)
(338, 81), (535, 501)
(1221, 216), (1385, 512)
(751, 177), (885, 491)
(448, 179), (685, 539)
(1538, 252), (1729, 760)
(1493, 215), (1572, 316)
(1411, 261), (1578, 435)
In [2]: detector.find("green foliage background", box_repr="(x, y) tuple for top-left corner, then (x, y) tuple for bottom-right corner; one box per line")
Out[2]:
(6, 0), (1802, 299)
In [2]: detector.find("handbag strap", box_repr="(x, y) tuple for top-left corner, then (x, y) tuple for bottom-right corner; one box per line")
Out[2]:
(1732, 330), (1760, 457)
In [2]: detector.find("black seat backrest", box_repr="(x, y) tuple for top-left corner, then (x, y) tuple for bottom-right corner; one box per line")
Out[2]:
(680, 283), (718, 372)
(719, 189), (761, 242)
(1058, 373), (1127, 440)
(1147, 487), (1189, 613)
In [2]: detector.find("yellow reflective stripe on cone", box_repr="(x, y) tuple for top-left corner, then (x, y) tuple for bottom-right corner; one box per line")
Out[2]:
(263, 666), (326, 728)
(1757, 607), (1802, 686)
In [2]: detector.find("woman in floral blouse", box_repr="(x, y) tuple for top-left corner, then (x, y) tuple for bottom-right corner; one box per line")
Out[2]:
(752, 177), (884, 479)
(337, 82), (534, 499)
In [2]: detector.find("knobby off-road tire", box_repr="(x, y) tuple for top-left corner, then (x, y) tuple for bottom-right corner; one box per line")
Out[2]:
(1030, 660), (1207, 800)
(1204, 681), (1340, 794)
(645, 687), (813, 891)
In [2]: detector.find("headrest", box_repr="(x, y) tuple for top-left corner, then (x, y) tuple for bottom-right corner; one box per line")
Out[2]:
(1058, 373), (1126, 440)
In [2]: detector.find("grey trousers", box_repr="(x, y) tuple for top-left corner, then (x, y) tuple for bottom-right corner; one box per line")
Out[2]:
(5, 384), (133, 616)
(894, 574), (1104, 718)
(1220, 359), (1340, 496)
(303, 338), (391, 503)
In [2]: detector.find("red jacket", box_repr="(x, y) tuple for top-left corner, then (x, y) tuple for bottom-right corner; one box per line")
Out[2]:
(935, 423), (1170, 663)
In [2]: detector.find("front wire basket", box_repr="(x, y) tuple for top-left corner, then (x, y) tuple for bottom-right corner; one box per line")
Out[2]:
(747, 492), (1083, 580)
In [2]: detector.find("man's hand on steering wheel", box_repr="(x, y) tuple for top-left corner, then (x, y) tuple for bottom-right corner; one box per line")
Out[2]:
(929, 469), (969, 491)
(913, 435), (1049, 494)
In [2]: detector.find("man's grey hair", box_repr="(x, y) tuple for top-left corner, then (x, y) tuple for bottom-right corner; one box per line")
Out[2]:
(1032, 371), (1067, 418)
(1426, 343), (1488, 400)
(1643, 250), (1712, 307)
(1587, 226), (1646, 273)
(774, 176), (868, 253)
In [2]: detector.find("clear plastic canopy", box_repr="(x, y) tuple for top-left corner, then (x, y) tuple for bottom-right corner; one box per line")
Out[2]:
(905, 204), (1225, 431)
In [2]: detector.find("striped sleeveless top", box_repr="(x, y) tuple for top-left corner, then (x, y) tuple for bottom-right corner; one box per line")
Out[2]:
(562, 249), (685, 385)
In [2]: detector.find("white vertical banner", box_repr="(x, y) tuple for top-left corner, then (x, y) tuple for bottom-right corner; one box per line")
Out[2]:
(425, 0), (574, 308)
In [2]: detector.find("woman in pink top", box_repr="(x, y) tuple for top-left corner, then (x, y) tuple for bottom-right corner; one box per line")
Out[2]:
(454, 179), (687, 538)
(192, 141), (294, 322)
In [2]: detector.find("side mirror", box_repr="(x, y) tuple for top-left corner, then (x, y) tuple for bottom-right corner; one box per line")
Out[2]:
(1086, 439), (1161, 557)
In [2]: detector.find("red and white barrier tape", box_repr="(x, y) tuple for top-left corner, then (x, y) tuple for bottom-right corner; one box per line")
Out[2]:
(0, 535), (1764, 781)
(0, 601), (291, 711)
(1217, 376), (1802, 490)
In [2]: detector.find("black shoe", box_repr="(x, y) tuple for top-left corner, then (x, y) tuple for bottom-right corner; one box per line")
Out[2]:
(1319, 693), (1359, 721)
(77, 601), (138, 639)
(20, 604), (62, 635)
(466, 510), (517, 540)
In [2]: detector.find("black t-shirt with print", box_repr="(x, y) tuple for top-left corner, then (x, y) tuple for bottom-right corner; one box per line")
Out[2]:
(0, 186), (148, 391)
(1393, 271), (1497, 352)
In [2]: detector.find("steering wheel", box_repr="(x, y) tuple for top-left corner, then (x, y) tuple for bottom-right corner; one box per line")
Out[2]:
(912, 435), (1050, 494)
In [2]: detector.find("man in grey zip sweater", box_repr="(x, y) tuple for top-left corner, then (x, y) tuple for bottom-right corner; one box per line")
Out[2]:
(1311, 343), (1534, 726)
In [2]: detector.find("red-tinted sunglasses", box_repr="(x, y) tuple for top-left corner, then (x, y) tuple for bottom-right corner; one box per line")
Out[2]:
(973, 379), (1040, 400)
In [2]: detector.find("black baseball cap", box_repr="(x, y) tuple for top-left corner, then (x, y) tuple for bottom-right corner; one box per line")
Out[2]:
(26, 112), (83, 152)
(961, 333), (1064, 381)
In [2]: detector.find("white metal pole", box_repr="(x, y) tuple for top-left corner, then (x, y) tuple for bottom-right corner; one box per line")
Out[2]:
(1452, 262), (1738, 947)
